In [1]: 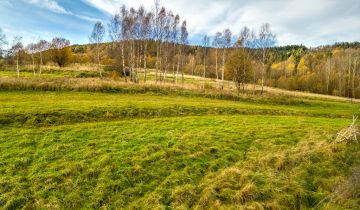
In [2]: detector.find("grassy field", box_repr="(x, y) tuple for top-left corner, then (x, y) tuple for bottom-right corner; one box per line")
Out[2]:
(1, 66), (360, 209)
(1, 91), (358, 128)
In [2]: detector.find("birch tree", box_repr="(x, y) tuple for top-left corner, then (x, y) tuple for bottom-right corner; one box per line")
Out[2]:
(109, 11), (127, 82)
(90, 21), (105, 78)
(10, 37), (23, 78)
(26, 43), (37, 75)
(237, 26), (258, 92)
(213, 31), (222, 81)
(142, 11), (153, 83)
(221, 29), (232, 89)
(153, 0), (163, 83)
(325, 50), (333, 94)
(163, 10), (173, 82)
(180, 20), (188, 87)
(36, 40), (49, 75)
(171, 14), (180, 83)
(142, 12), (154, 82)
(202, 35), (210, 89)
(257, 23), (276, 95)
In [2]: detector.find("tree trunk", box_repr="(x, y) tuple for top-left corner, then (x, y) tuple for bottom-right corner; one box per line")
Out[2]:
(215, 48), (219, 80)
(172, 62), (176, 84)
(181, 52), (184, 88)
(39, 51), (43, 75)
(176, 47), (181, 85)
(339, 66), (342, 97)
(191, 57), (195, 76)
(16, 53), (19, 79)
(164, 42), (168, 83)
(134, 40), (138, 84)
(261, 49), (265, 95)
(172, 43), (176, 84)
(121, 42), (127, 83)
(352, 58), (357, 99)
(144, 42), (147, 83)
(31, 53), (35, 75)
(97, 42), (102, 78)
(159, 42), (162, 84)
(261, 60), (264, 95)
(326, 57), (331, 94)
(156, 41), (159, 84)
(221, 48), (225, 89)
(253, 68), (256, 95)
(133, 40), (137, 83)
(203, 55), (206, 89)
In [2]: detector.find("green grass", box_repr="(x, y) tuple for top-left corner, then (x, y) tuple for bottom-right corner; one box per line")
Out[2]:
(1, 114), (359, 209)
(0, 66), (360, 209)
(1, 91), (358, 128)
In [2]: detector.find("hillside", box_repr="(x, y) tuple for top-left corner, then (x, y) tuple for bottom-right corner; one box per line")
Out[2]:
(1, 0), (360, 209)
(1, 65), (360, 209)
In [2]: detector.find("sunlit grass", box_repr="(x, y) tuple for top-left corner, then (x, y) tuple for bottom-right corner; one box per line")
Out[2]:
(1, 115), (359, 209)
(0, 65), (359, 209)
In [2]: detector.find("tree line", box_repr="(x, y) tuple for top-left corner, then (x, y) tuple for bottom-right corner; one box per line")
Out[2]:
(0, 1), (359, 98)
(0, 34), (72, 77)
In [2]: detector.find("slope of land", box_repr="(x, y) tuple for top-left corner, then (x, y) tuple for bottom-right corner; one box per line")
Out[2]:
(0, 66), (359, 209)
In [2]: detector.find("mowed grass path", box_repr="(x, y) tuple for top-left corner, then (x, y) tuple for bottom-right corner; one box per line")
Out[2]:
(0, 91), (359, 209)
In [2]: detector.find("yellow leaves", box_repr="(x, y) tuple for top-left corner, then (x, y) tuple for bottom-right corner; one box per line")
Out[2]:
(271, 63), (281, 70)
(286, 54), (296, 73)
(287, 54), (296, 63)
(332, 48), (342, 55)
(286, 63), (295, 73)
(297, 57), (309, 75)
(298, 58), (305, 70)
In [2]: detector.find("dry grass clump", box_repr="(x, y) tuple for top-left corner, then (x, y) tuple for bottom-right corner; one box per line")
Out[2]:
(336, 116), (359, 143)
(192, 130), (359, 209)
(316, 166), (360, 209)
(170, 184), (197, 209)
(25, 64), (100, 72)
(196, 168), (256, 208)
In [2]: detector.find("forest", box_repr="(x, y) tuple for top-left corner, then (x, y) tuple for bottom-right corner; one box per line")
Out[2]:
(0, 3), (359, 98)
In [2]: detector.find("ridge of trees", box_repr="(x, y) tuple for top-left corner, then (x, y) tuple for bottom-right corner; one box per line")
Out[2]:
(0, 1), (359, 98)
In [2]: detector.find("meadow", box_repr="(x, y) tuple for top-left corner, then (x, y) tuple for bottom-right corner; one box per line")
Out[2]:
(0, 66), (360, 209)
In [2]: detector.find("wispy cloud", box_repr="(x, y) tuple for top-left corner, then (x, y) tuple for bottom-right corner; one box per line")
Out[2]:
(27, 0), (71, 14)
(82, 0), (360, 46)
(81, 0), (120, 14)
(75, 14), (102, 23)
(25, 0), (100, 23)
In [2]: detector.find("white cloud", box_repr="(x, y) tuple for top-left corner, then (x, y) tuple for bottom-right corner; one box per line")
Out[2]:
(25, 0), (100, 23)
(75, 14), (102, 23)
(83, 0), (360, 46)
(27, 0), (71, 14)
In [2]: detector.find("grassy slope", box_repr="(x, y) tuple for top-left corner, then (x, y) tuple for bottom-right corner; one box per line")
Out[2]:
(0, 91), (358, 128)
(0, 90), (359, 209)
(1, 66), (360, 209)
(1, 115), (359, 209)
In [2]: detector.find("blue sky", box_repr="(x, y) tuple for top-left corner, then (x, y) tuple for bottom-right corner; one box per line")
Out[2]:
(1, 0), (360, 47)
(0, 0), (107, 46)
